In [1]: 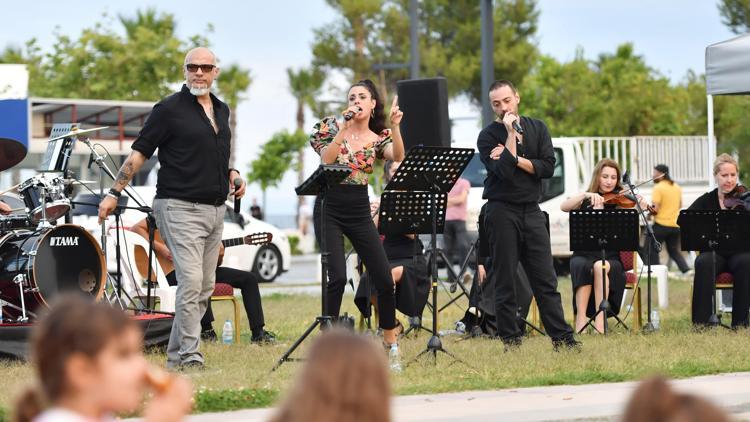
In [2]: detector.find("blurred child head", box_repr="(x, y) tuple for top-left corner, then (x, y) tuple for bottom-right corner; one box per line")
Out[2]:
(14, 294), (147, 422)
(622, 376), (729, 422)
(270, 329), (391, 422)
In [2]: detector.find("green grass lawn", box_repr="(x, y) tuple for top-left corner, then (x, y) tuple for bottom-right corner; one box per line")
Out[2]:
(2, 276), (750, 416)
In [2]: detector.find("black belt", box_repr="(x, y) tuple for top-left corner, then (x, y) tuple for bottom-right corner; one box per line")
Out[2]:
(194, 198), (226, 207)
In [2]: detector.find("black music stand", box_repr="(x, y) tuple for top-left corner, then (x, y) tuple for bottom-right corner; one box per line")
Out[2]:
(678, 209), (750, 329)
(570, 209), (638, 334)
(378, 190), (447, 335)
(385, 146), (474, 366)
(273, 164), (351, 371)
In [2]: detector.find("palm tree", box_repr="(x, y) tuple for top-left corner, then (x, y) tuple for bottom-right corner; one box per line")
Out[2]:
(287, 66), (326, 225)
(216, 64), (252, 168)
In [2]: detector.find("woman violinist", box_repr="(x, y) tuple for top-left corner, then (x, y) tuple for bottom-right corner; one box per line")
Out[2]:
(560, 158), (649, 333)
(687, 153), (750, 328)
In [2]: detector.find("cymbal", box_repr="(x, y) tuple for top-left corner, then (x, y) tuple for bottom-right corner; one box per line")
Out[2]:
(0, 137), (28, 172)
(49, 126), (109, 142)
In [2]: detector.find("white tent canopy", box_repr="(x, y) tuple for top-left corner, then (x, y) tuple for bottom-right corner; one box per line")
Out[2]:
(706, 33), (750, 95)
(704, 33), (750, 186)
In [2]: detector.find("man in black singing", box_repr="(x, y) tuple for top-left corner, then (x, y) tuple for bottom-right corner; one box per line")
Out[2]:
(477, 80), (578, 350)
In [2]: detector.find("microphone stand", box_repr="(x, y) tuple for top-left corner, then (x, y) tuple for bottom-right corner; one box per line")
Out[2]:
(79, 137), (156, 309)
(622, 174), (662, 332)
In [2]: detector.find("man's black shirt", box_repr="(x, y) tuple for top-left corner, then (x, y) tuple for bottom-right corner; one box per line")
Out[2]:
(477, 117), (555, 204)
(131, 84), (231, 204)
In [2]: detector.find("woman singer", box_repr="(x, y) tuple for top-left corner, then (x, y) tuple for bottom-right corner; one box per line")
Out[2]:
(309, 79), (405, 362)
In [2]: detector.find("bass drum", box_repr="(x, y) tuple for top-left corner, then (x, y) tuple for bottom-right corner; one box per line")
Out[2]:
(0, 224), (106, 321)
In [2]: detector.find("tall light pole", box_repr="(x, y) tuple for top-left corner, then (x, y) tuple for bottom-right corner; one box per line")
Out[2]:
(480, 0), (494, 126)
(409, 0), (420, 79)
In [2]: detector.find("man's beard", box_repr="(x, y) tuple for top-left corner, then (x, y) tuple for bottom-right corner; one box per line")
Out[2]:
(188, 83), (210, 96)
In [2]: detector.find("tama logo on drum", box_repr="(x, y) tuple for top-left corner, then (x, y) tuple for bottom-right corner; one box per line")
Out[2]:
(50, 236), (80, 246)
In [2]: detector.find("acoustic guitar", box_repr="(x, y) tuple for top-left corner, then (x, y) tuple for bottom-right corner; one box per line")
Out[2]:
(134, 231), (273, 280)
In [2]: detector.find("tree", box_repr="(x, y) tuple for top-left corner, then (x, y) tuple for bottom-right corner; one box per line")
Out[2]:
(311, 0), (540, 104)
(522, 43), (706, 137)
(0, 9), (250, 106)
(718, 0), (750, 34)
(287, 66), (326, 227)
(0, 8), (252, 170)
(246, 130), (309, 215)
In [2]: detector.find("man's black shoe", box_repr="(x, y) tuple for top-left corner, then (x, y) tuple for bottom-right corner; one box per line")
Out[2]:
(251, 330), (277, 345)
(179, 360), (205, 371)
(200, 329), (218, 342)
(552, 337), (582, 352)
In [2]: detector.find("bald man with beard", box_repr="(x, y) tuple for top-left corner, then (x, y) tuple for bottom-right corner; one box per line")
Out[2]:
(99, 47), (246, 369)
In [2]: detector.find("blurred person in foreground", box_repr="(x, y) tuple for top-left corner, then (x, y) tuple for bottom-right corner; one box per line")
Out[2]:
(622, 376), (728, 422)
(13, 295), (192, 422)
(268, 329), (391, 422)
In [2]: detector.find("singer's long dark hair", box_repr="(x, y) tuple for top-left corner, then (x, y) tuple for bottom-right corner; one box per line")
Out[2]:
(349, 79), (387, 135)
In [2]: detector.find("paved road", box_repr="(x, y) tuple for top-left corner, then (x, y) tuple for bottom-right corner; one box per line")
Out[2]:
(184, 372), (750, 421)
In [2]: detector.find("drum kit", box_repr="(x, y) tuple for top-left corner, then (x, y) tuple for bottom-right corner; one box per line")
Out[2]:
(0, 126), (109, 323)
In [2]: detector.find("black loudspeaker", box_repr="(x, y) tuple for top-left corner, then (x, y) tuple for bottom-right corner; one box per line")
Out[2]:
(396, 77), (450, 151)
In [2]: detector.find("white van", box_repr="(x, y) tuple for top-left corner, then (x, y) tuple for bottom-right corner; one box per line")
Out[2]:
(457, 135), (713, 268)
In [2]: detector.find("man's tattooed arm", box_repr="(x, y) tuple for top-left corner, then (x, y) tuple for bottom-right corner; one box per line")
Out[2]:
(112, 151), (148, 192)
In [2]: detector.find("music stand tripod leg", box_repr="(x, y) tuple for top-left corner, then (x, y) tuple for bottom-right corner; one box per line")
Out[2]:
(707, 247), (731, 329)
(578, 247), (629, 335)
(274, 184), (334, 372)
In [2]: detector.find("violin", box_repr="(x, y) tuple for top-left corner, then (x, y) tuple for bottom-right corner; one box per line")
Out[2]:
(601, 191), (657, 214)
(723, 185), (750, 210)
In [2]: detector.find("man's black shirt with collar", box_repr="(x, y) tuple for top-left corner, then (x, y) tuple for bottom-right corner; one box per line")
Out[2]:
(131, 84), (232, 205)
(477, 116), (555, 204)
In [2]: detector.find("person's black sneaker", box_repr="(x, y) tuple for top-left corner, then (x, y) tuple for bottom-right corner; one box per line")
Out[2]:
(499, 335), (523, 352)
(251, 330), (277, 345)
(179, 360), (205, 371)
(200, 329), (218, 342)
(552, 337), (582, 352)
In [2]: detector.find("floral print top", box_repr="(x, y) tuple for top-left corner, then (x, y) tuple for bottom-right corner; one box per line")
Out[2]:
(309, 116), (392, 185)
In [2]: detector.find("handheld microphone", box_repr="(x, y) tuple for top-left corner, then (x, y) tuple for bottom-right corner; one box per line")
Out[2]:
(233, 178), (242, 214)
(502, 113), (524, 134)
(622, 170), (631, 185)
(512, 120), (523, 134)
(344, 106), (362, 121)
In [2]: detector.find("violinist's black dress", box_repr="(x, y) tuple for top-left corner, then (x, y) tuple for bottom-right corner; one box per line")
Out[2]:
(686, 188), (750, 327)
(569, 199), (626, 318)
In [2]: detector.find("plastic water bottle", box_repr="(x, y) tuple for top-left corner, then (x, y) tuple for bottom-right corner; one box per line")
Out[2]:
(388, 343), (402, 373)
(650, 309), (660, 330)
(222, 320), (233, 344)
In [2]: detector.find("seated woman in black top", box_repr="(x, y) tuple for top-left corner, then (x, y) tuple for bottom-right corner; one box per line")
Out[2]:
(561, 158), (648, 333)
(686, 153), (750, 328)
(355, 160), (430, 324)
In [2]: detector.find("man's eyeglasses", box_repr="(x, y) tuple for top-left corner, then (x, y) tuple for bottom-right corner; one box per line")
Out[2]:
(185, 63), (216, 73)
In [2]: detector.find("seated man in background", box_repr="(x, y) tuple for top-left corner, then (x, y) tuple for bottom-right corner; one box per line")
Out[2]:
(130, 217), (275, 344)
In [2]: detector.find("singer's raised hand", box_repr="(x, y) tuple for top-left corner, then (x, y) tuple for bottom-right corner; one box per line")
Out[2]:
(502, 112), (519, 132)
(389, 95), (403, 126)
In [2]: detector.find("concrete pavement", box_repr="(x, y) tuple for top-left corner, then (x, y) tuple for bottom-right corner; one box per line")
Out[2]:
(185, 372), (750, 421)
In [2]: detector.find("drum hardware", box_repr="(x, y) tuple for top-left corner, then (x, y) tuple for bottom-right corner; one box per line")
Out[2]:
(77, 134), (155, 309)
(0, 299), (36, 322)
(13, 274), (29, 322)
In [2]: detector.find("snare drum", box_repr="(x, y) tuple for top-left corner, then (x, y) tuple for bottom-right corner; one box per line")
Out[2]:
(18, 176), (71, 222)
(0, 224), (106, 320)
